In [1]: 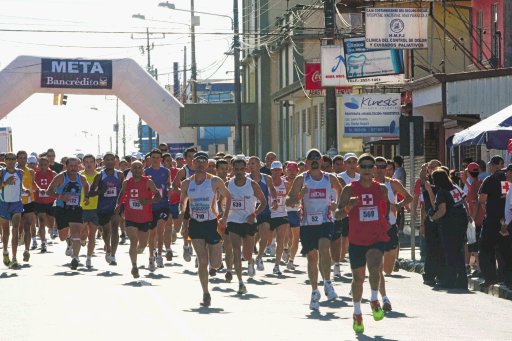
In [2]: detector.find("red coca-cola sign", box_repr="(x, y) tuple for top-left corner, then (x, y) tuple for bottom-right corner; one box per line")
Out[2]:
(305, 63), (352, 92)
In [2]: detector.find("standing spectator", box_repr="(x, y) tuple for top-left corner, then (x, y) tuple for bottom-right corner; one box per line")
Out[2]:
(386, 160), (395, 178)
(476, 160), (488, 181)
(259, 152), (277, 175)
(393, 156), (406, 187)
(478, 155), (512, 287)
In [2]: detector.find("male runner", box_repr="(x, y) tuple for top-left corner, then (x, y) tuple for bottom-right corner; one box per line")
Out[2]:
(286, 149), (341, 310)
(215, 158), (234, 282)
(269, 161), (290, 275)
(179, 151), (231, 307)
(284, 161), (300, 270)
(162, 153), (179, 261)
(34, 156), (57, 253)
(79, 154), (100, 268)
(17, 151), (36, 263)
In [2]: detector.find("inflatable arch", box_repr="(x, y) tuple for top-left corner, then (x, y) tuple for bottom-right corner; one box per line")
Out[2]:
(0, 56), (194, 144)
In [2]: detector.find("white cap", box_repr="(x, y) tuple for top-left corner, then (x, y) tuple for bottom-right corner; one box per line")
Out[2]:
(27, 156), (37, 164)
(175, 153), (184, 159)
(343, 152), (358, 162)
(271, 161), (283, 170)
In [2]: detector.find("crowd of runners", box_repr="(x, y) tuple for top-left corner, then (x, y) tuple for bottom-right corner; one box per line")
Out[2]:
(0, 144), (438, 334)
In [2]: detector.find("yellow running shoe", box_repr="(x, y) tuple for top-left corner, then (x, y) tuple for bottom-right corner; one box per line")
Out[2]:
(353, 314), (364, 333)
(370, 300), (385, 321)
(3, 253), (10, 267)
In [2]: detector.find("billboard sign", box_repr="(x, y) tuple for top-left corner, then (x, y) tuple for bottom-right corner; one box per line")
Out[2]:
(41, 58), (113, 89)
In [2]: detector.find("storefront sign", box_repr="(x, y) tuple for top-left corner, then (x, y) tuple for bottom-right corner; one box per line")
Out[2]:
(41, 58), (113, 89)
(305, 63), (352, 94)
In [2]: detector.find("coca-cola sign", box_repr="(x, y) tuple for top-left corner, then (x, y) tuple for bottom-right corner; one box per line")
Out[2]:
(305, 63), (352, 92)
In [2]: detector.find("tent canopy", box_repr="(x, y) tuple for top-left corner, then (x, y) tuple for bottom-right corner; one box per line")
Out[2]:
(452, 104), (512, 149)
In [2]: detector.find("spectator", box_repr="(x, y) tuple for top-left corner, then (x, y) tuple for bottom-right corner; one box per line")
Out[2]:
(477, 160), (488, 181)
(260, 152), (276, 175)
(393, 155), (406, 187)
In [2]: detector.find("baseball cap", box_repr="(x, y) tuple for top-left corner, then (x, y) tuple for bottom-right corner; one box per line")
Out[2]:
(488, 155), (504, 165)
(175, 153), (184, 160)
(193, 151), (209, 161)
(271, 161), (283, 170)
(305, 148), (322, 160)
(287, 161), (298, 170)
(27, 156), (37, 164)
(466, 162), (480, 172)
(503, 164), (512, 172)
(343, 152), (358, 162)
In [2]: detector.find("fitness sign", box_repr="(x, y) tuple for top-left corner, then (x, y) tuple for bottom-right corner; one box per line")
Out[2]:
(365, 8), (429, 49)
(41, 58), (113, 89)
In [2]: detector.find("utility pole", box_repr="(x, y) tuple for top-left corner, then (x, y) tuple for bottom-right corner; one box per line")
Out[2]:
(115, 97), (119, 155)
(190, 0), (197, 103)
(233, 0), (242, 154)
(324, 0), (337, 153)
(173, 62), (179, 97)
(183, 46), (187, 103)
(122, 114), (126, 157)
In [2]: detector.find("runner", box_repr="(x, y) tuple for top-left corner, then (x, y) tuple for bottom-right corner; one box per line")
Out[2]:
(248, 156), (278, 272)
(284, 161), (300, 270)
(0, 153), (27, 269)
(336, 153), (391, 333)
(34, 156), (57, 253)
(47, 157), (90, 270)
(286, 148), (341, 310)
(215, 158), (234, 282)
(46, 148), (63, 173)
(179, 151), (231, 307)
(374, 156), (412, 311)
(17, 151), (37, 263)
(227, 156), (267, 294)
(162, 153), (179, 261)
(115, 160), (161, 278)
(27, 155), (39, 250)
(144, 149), (171, 269)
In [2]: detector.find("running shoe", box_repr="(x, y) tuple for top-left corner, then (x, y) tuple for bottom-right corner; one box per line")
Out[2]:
(23, 250), (30, 262)
(105, 253), (111, 264)
(183, 245), (192, 262)
(65, 246), (72, 257)
(110, 256), (117, 266)
(200, 293), (211, 307)
(165, 249), (173, 261)
(256, 257), (264, 271)
(248, 261), (255, 277)
(237, 283), (247, 295)
(353, 314), (364, 333)
(9, 258), (20, 270)
(309, 290), (321, 310)
(225, 271), (233, 283)
(41, 243), (47, 253)
(31, 239), (37, 250)
(370, 300), (385, 321)
(131, 266), (140, 279)
(282, 249), (290, 262)
(273, 265), (282, 275)
(120, 233), (127, 245)
(156, 256), (164, 268)
(3, 253), (10, 267)
(333, 264), (341, 277)
(383, 298), (392, 312)
(209, 267), (217, 277)
(86, 258), (92, 269)
(70, 257), (79, 270)
(286, 260), (295, 271)
(148, 258), (156, 272)
(324, 281), (338, 300)
(51, 229), (58, 240)
(269, 241), (276, 257)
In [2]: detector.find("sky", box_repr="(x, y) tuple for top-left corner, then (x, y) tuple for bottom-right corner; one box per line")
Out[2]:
(0, 0), (236, 158)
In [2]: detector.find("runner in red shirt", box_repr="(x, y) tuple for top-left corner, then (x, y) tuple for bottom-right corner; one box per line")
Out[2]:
(115, 160), (161, 278)
(34, 156), (57, 253)
(163, 153), (180, 261)
(336, 153), (391, 333)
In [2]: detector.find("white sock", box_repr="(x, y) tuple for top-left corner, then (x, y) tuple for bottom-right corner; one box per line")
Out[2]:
(371, 290), (378, 301)
(32, 236), (36, 242)
(354, 301), (362, 315)
(383, 295), (389, 302)
(324, 280), (332, 286)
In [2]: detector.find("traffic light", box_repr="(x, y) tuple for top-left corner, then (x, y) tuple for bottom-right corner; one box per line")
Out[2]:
(60, 94), (68, 105)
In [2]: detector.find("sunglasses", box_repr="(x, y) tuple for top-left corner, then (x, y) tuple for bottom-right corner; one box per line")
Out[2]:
(194, 158), (208, 164)
(307, 155), (322, 161)
(5, 157), (16, 160)
(375, 164), (387, 169)
(359, 164), (375, 169)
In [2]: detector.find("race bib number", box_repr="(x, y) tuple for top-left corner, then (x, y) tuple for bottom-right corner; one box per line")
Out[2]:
(104, 187), (117, 198)
(276, 196), (285, 206)
(231, 199), (245, 210)
(306, 212), (323, 225)
(129, 198), (143, 210)
(67, 195), (80, 206)
(39, 191), (49, 198)
(359, 206), (378, 222)
(193, 210), (209, 222)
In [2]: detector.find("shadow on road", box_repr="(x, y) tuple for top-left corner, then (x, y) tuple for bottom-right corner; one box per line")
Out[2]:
(247, 278), (277, 286)
(384, 311), (413, 319)
(97, 271), (122, 277)
(183, 269), (197, 276)
(333, 275), (352, 283)
(264, 273), (296, 279)
(123, 280), (155, 287)
(356, 335), (399, 341)
(385, 274), (410, 279)
(284, 269), (306, 275)
(209, 277), (225, 284)
(319, 298), (349, 309)
(212, 286), (236, 293)
(229, 293), (265, 300)
(432, 287), (475, 295)
(145, 273), (169, 280)
(165, 262), (183, 267)
(53, 271), (80, 276)
(304, 311), (340, 321)
(183, 307), (229, 314)
(0, 272), (18, 279)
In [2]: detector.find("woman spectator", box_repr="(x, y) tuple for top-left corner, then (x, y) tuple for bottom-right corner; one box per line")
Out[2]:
(427, 168), (469, 289)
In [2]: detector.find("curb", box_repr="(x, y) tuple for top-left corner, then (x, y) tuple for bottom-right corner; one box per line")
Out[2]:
(397, 259), (512, 301)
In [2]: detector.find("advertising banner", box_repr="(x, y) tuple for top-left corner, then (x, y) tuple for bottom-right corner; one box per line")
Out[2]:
(41, 58), (113, 89)
(305, 63), (352, 96)
(342, 93), (401, 137)
(365, 8), (429, 49)
(343, 37), (404, 79)
(321, 45), (404, 87)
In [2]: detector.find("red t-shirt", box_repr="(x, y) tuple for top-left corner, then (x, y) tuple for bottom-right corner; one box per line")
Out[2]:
(124, 176), (153, 223)
(34, 169), (55, 204)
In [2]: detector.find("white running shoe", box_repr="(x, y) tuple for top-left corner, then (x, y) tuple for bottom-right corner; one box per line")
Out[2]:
(269, 241), (277, 257)
(256, 257), (264, 271)
(148, 258), (156, 272)
(248, 261), (255, 277)
(324, 281), (338, 300)
(264, 246), (271, 256)
(65, 246), (72, 257)
(282, 249), (290, 263)
(183, 245), (192, 262)
(310, 290), (321, 310)
(333, 264), (341, 277)
(156, 255), (164, 268)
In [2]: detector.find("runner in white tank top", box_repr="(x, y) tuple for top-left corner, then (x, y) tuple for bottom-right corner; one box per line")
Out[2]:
(284, 161), (301, 270)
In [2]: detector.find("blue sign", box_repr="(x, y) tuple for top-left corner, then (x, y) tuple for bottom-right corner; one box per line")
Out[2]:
(343, 37), (404, 79)
(168, 143), (194, 157)
(41, 58), (113, 89)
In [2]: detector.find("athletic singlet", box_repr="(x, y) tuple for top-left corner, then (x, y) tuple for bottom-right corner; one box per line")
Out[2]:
(270, 178), (287, 218)
(348, 180), (389, 246)
(184, 165), (195, 179)
(80, 171), (98, 210)
(0, 169), (22, 203)
(144, 167), (170, 209)
(124, 176), (153, 223)
(227, 177), (257, 224)
(169, 167), (180, 205)
(56, 173), (82, 209)
(187, 174), (217, 222)
(285, 177), (300, 212)
(97, 170), (122, 212)
(384, 178), (397, 225)
(339, 171), (360, 186)
(250, 173), (271, 216)
(35, 169), (55, 204)
(21, 165), (34, 204)
(301, 172), (332, 226)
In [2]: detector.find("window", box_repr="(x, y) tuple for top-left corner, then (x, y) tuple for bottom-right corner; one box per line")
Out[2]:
(320, 103), (325, 127)
(307, 108), (311, 135)
(301, 109), (306, 133)
(477, 10), (483, 62)
(313, 105), (319, 130)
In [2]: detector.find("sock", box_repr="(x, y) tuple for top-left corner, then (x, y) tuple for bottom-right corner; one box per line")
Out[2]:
(335, 262), (340, 266)
(354, 301), (362, 315)
(371, 290), (378, 301)
(239, 280), (243, 285)
(383, 295), (389, 302)
(324, 280), (331, 286)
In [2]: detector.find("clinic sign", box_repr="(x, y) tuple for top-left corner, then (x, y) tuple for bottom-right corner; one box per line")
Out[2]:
(344, 37), (404, 79)
(342, 94), (400, 137)
(365, 8), (429, 49)
(41, 58), (113, 89)
(321, 45), (404, 87)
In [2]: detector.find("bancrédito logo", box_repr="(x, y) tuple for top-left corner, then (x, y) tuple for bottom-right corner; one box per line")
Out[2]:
(390, 19), (405, 33)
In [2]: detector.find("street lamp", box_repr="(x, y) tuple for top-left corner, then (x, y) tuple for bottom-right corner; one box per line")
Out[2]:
(158, 1), (242, 154)
(132, 13), (191, 28)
